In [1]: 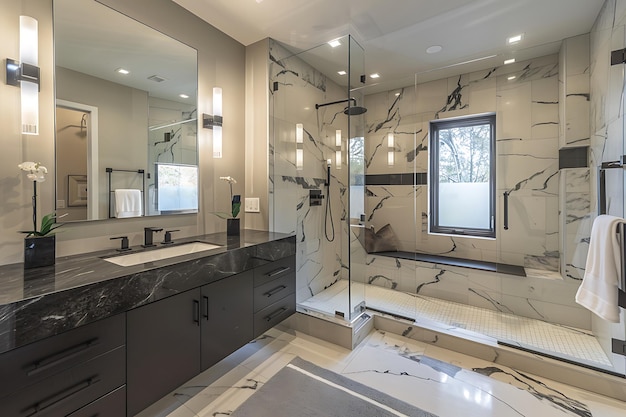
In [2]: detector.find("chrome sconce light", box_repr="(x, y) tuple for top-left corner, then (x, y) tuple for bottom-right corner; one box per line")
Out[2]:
(202, 87), (223, 158)
(6, 16), (40, 135)
(295, 123), (304, 170)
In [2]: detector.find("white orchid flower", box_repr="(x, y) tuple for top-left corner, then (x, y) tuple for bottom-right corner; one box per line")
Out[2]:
(19, 162), (48, 182)
(219, 176), (237, 184)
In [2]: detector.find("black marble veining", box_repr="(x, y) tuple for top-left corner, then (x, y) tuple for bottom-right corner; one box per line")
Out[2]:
(0, 230), (295, 355)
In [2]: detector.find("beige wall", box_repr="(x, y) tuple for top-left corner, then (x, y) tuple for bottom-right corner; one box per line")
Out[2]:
(0, 0), (247, 264)
(245, 39), (270, 231)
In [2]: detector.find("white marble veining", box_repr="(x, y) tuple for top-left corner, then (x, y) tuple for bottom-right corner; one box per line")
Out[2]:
(139, 327), (626, 417)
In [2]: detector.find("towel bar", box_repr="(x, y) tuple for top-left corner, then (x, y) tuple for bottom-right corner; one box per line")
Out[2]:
(598, 156), (626, 215)
(106, 168), (145, 218)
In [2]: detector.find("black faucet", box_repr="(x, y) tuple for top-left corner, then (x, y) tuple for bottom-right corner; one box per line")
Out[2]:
(110, 236), (131, 252)
(162, 229), (180, 244)
(142, 227), (163, 247)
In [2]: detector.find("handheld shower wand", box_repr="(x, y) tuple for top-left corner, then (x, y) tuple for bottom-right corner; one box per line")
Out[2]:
(324, 159), (335, 242)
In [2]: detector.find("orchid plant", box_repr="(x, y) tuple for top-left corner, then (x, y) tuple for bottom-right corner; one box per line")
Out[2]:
(19, 162), (65, 237)
(213, 176), (241, 219)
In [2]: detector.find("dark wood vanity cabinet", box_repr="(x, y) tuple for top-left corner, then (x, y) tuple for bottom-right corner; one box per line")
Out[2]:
(127, 270), (254, 416)
(0, 247), (296, 417)
(0, 314), (126, 417)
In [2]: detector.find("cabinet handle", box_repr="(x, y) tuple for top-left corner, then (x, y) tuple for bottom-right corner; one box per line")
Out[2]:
(203, 296), (209, 320)
(263, 285), (287, 298)
(267, 266), (291, 277)
(265, 307), (287, 322)
(24, 376), (100, 416)
(26, 338), (99, 376)
(193, 300), (200, 326)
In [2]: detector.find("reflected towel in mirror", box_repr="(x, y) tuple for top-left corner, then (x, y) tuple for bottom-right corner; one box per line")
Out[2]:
(575, 214), (624, 323)
(114, 189), (142, 218)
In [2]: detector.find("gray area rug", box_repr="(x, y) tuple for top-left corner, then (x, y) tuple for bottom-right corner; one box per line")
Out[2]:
(231, 357), (438, 417)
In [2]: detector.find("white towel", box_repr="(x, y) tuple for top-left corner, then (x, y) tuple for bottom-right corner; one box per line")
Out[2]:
(114, 189), (142, 218)
(575, 214), (624, 323)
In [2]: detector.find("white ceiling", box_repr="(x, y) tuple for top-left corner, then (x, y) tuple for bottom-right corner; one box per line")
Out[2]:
(174, 0), (605, 91)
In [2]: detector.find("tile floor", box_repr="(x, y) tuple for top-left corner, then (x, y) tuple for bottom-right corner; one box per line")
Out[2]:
(138, 326), (626, 417)
(298, 280), (615, 370)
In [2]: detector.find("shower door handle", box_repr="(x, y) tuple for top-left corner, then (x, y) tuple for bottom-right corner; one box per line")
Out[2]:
(503, 191), (509, 230)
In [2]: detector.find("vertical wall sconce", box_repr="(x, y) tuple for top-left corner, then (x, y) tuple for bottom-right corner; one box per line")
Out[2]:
(202, 87), (223, 158)
(6, 16), (40, 135)
(335, 130), (342, 169)
(295, 123), (304, 170)
(387, 132), (395, 166)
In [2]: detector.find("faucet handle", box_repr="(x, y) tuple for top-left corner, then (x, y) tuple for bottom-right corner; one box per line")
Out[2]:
(162, 229), (180, 244)
(110, 236), (131, 252)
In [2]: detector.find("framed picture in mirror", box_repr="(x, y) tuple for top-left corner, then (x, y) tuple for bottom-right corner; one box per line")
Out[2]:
(68, 174), (88, 207)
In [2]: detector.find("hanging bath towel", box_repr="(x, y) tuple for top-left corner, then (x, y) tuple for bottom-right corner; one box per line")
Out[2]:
(575, 214), (624, 323)
(115, 189), (142, 218)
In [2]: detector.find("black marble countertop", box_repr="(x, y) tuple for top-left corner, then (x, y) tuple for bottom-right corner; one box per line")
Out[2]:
(0, 230), (295, 355)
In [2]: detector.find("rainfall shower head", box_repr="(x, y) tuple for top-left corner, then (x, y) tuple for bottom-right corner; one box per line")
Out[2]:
(315, 97), (367, 116)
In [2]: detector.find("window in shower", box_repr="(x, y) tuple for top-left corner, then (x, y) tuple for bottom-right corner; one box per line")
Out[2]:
(429, 113), (496, 238)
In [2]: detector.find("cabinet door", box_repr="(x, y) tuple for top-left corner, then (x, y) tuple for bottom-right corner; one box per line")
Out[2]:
(127, 289), (201, 416)
(201, 270), (253, 370)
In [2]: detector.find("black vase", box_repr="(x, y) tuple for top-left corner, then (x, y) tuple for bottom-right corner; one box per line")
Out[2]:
(227, 218), (240, 236)
(24, 235), (56, 269)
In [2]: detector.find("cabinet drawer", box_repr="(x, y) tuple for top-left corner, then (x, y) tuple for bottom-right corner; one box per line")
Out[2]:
(253, 272), (295, 313)
(0, 346), (126, 417)
(68, 385), (126, 417)
(253, 292), (296, 337)
(0, 313), (125, 396)
(254, 255), (295, 287)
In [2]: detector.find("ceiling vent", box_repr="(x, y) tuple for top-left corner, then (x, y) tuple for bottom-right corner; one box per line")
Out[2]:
(147, 74), (167, 83)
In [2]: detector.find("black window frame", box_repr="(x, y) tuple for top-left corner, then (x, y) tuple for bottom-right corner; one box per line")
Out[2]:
(429, 113), (496, 239)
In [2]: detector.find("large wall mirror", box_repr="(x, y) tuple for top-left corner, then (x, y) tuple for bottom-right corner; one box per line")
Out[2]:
(54, 0), (198, 222)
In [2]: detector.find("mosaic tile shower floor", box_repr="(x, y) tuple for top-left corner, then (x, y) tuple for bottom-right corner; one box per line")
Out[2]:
(298, 280), (614, 370)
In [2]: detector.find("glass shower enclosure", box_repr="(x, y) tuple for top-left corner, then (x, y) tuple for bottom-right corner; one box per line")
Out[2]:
(270, 35), (367, 323)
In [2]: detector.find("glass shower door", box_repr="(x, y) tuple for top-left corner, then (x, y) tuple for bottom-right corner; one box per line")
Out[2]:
(346, 35), (366, 322)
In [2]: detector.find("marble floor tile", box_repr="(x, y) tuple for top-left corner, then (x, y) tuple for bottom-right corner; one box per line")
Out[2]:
(145, 326), (626, 417)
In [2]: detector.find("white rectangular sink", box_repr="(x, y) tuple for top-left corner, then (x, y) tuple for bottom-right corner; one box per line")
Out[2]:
(103, 242), (222, 267)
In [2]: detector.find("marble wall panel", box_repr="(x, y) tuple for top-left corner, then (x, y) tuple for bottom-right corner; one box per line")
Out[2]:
(269, 40), (348, 304)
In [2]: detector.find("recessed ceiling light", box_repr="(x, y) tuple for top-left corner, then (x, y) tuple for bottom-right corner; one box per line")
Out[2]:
(504, 58), (516, 65)
(507, 34), (523, 45)
(370, 73), (380, 79)
(116, 68), (130, 75)
(328, 39), (341, 48)
(426, 45), (442, 54)
(179, 94), (189, 99)
(507, 75), (516, 81)
(395, 92), (400, 96)
(337, 70), (347, 76)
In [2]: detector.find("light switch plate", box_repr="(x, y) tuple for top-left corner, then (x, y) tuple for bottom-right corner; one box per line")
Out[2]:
(57, 200), (66, 209)
(245, 197), (260, 213)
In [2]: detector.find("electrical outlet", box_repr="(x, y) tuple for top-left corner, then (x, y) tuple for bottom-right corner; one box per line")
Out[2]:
(245, 197), (260, 213)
